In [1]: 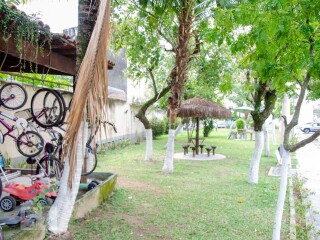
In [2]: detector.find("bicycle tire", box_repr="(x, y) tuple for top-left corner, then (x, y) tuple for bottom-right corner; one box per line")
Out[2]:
(81, 144), (98, 176)
(31, 88), (63, 128)
(0, 83), (27, 110)
(16, 131), (44, 157)
(44, 90), (67, 126)
(36, 155), (63, 181)
(60, 92), (73, 111)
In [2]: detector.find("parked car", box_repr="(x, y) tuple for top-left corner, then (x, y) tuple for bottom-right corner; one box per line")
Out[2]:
(300, 122), (320, 134)
(216, 120), (227, 128)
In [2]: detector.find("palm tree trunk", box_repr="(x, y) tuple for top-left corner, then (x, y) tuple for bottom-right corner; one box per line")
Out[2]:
(77, 0), (100, 70)
(48, 0), (104, 234)
(162, 129), (175, 173)
(163, 0), (194, 172)
(48, 122), (87, 234)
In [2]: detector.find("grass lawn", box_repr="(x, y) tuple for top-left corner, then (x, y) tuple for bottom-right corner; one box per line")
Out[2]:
(68, 128), (289, 240)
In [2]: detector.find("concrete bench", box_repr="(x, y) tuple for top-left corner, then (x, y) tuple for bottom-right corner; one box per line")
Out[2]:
(211, 146), (217, 155)
(190, 147), (196, 157)
(206, 147), (212, 156)
(199, 144), (205, 154)
(182, 145), (190, 155)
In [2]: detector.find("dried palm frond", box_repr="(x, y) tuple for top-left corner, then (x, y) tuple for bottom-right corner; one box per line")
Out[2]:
(61, 0), (111, 186)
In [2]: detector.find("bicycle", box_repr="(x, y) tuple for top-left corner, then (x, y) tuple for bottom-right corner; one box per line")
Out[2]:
(35, 129), (63, 183)
(34, 121), (117, 179)
(30, 88), (66, 128)
(0, 82), (27, 110)
(0, 110), (44, 157)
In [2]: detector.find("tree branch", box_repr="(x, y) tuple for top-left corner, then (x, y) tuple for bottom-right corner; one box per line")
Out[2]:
(281, 115), (287, 127)
(136, 83), (171, 129)
(147, 68), (158, 95)
(289, 130), (320, 152)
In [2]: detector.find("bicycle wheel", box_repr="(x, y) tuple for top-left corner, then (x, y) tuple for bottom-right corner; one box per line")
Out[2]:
(60, 92), (73, 111)
(50, 90), (67, 126)
(81, 144), (98, 176)
(36, 155), (62, 182)
(31, 89), (63, 128)
(16, 131), (44, 157)
(0, 83), (27, 110)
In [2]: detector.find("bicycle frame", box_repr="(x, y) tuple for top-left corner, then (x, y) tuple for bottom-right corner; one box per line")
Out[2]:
(0, 94), (15, 106)
(0, 111), (20, 141)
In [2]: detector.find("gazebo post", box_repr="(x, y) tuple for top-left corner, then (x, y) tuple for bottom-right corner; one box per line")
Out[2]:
(196, 117), (199, 154)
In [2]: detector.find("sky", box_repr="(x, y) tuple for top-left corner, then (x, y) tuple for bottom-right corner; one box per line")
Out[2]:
(17, 0), (78, 33)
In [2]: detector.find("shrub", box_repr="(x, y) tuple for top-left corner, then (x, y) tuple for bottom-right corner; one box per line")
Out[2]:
(235, 119), (245, 130)
(203, 119), (214, 137)
(150, 117), (166, 139)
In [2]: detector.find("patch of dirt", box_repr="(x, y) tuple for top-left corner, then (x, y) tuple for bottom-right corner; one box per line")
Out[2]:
(46, 232), (75, 240)
(117, 176), (164, 194)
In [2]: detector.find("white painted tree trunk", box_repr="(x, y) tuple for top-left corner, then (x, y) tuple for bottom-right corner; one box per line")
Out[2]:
(280, 94), (290, 144)
(162, 129), (175, 173)
(165, 123), (183, 149)
(263, 124), (270, 157)
(145, 129), (153, 161)
(272, 119), (277, 145)
(248, 131), (264, 184)
(175, 123), (183, 136)
(272, 148), (290, 240)
(47, 123), (86, 234)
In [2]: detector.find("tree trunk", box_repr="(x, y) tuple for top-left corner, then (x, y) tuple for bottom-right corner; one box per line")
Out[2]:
(175, 122), (183, 136)
(263, 124), (270, 157)
(162, 129), (175, 173)
(48, 122), (86, 234)
(272, 119), (277, 145)
(136, 84), (171, 160)
(272, 147), (290, 240)
(145, 129), (153, 161)
(165, 123), (183, 149)
(165, 1), (194, 172)
(77, 0), (100, 70)
(280, 94), (289, 144)
(248, 131), (264, 184)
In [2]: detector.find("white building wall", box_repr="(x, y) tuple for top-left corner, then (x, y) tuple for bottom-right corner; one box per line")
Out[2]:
(0, 78), (146, 163)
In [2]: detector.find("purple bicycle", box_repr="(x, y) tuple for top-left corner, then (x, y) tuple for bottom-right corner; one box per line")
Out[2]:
(0, 110), (44, 157)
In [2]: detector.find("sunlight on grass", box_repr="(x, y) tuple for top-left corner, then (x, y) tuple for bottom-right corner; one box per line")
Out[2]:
(70, 129), (289, 240)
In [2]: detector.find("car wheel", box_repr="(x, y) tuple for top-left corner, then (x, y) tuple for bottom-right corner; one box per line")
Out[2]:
(304, 128), (310, 134)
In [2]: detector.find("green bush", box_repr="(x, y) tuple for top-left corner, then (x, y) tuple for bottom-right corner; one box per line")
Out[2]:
(203, 119), (214, 137)
(150, 117), (166, 139)
(235, 119), (245, 130)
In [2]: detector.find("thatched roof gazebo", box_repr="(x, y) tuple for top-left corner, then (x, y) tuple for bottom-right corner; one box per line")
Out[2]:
(177, 97), (231, 154)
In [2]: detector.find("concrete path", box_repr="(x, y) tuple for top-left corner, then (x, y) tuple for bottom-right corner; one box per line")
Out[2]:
(174, 152), (226, 161)
(296, 137), (320, 239)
